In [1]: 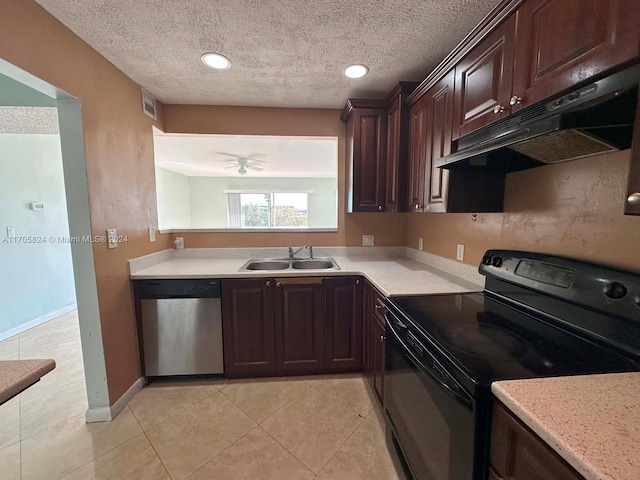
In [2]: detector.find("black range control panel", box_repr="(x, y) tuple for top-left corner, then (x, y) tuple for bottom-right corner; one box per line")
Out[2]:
(514, 260), (576, 288)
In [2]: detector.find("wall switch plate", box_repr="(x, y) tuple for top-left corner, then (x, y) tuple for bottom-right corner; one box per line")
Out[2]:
(456, 244), (465, 261)
(362, 235), (374, 247)
(418, 237), (424, 251)
(7, 226), (15, 237)
(175, 236), (184, 249)
(107, 229), (118, 249)
(149, 227), (156, 242)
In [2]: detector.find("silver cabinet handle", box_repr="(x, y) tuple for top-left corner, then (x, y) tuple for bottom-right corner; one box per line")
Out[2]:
(414, 204), (423, 209)
(375, 304), (382, 310)
(276, 281), (282, 287)
(378, 205), (383, 211)
(493, 105), (505, 113)
(509, 95), (522, 106)
(266, 281), (271, 286)
(355, 279), (361, 285)
(380, 335), (386, 341)
(627, 192), (640, 205)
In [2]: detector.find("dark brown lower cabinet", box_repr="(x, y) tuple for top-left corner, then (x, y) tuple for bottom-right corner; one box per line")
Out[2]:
(490, 402), (585, 480)
(325, 277), (363, 372)
(222, 278), (276, 377)
(274, 277), (325, 375)
(363, 279), (386, 407)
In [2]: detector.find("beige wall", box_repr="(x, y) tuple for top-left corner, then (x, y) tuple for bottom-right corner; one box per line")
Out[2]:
(407, 150), (640, 271)
(163, 105), (408, 247)
(0, 0), (172, 403)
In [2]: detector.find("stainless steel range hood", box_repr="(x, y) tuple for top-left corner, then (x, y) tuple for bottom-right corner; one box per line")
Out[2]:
(437, 64), (640, 172)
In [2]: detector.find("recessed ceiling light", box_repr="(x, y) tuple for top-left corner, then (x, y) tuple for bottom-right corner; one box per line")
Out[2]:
(201, 53), (231, 70)
(344, 64), (369, 79)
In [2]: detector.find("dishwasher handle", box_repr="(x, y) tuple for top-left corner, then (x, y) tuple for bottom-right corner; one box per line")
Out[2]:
(136, 279), (221, 298)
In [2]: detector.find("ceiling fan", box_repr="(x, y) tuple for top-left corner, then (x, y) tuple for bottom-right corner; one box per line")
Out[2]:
(216, 151), (266, 176)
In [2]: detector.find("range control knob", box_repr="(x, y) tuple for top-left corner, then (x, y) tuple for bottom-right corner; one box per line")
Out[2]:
(633, 296), (640, 309)
(492, 256), (503, 268)
(603, 282), (628, 300)
(482, 254), (493, 265)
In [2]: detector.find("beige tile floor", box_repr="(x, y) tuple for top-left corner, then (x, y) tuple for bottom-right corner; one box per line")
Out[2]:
(0, 311), (405, 480)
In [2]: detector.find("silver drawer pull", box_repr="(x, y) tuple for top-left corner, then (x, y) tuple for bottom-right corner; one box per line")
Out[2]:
(627, 192), (640, 205)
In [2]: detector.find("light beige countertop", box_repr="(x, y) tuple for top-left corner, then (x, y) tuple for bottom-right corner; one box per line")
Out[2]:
(0, 359), (56, 405)
(492, 373), (640, 480)
(129, 248), (484, 297)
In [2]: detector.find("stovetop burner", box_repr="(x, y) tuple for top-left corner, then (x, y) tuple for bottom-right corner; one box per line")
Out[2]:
(436, 323), (529, 360)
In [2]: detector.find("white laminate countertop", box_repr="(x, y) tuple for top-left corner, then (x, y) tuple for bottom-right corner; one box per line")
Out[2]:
(492, 373), (640, 480)
(0, 359), (56, 405)
(129, 253), (484, 297)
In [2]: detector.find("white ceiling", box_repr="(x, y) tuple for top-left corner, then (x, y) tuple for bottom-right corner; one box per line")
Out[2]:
(153, 133), (338, 177)
(34, 0), (500, 108)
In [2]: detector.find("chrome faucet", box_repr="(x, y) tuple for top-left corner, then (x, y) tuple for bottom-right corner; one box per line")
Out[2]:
(288, 246), (313, 259)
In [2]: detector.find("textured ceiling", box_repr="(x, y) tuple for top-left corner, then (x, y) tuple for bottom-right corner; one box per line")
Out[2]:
(34, 0), (500, 108)
(154, 133), (338, 177)
(0, 107), (59, 134)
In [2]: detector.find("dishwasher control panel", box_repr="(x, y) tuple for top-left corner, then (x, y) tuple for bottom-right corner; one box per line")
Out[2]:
(136, 279), (221, 298)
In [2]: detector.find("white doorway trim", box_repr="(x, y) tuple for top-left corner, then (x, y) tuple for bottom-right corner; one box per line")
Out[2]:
(0, 58), (111, 420)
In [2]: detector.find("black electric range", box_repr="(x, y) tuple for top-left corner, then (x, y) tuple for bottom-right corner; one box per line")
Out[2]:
(384, 250), (640, 480)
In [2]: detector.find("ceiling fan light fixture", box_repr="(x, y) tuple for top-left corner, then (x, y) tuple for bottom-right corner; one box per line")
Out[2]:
(344, 64), (369, 79)
(201, 53), (231, 70)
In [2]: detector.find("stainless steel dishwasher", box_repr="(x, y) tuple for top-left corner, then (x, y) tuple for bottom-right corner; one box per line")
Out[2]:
(137, 279), (224, 377)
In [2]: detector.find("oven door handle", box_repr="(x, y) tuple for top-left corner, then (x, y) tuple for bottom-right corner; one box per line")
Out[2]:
(387, 317), (473, 410)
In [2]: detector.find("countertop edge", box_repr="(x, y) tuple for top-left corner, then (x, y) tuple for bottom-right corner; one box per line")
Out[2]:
(491, 382), (600, 480)
(0, 359), (56, 405)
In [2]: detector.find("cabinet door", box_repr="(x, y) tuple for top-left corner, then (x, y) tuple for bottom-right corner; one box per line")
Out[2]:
(371, 295), (386, 406)
(425, 70), (455, 213)
(453, 14), (516, 139)
(491, 402), (585, 480)
(347, 108), (387, 212)
(274, 278), (325, 374)
(512, 0), (640, 112)
(385, 98), (402, 213)
(222, 278), (276, 377)
(325, 277), (363, 372)
(362, 281), (373, 380)
(407, 98), (428, 212)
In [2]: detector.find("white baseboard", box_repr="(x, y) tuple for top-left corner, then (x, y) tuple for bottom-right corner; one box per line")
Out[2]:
(85, 377), (145, 423)
(0, 303), (77, 342)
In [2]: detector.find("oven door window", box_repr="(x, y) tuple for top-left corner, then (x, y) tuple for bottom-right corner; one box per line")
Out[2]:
(385, 322), (475, 480)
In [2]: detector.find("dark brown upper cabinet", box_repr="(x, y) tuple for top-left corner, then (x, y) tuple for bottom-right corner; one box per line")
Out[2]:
(384, 82), (419, 212)
(424, 71), (455, 212)
(273, 277), (325, 375)
(222, 278), (276, 377)
(325, 276), (363, 372)
(512, 0), (640, 113)
(407, 98), (428, 212)
(453, 14), (516, 140)
(341, 100), (387, 212)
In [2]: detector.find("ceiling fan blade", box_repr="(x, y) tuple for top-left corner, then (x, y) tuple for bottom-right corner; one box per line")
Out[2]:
(247, 166), (264, 171)
(214, 151), (243, 158)
(224, 165), (237, 169)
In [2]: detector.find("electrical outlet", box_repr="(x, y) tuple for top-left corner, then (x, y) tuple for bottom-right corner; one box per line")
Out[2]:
(456, 244), (465, 261)
(418, 237), (424, 251)
(7, 226), (15, 237)
(362, 235), (374, 247)
(175, 236), (184, 249)
(149, 226), (156, 242)
(107, 229), (118, 249)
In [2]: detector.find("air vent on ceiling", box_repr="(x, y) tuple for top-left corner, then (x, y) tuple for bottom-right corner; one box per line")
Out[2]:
(141, 88), (157, 120)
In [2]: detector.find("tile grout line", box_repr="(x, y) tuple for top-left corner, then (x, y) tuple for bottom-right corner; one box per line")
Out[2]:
(309, 381), (375, 420)
(256, 424), (317, 477)
(131, 382), (222, 432)
(315, 414), (366, 476)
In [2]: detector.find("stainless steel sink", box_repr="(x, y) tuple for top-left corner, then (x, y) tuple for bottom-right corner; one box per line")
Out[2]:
(244, 260), (290, 270)
(291, 258), (339, 270)
(240, 257), (339, 271)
